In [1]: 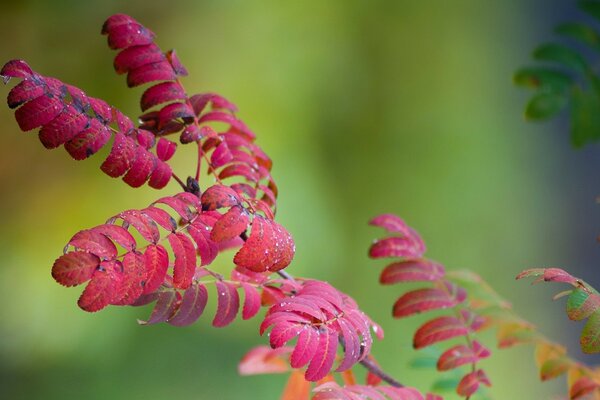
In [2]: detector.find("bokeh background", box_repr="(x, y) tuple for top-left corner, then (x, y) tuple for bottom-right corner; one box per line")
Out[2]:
(1, 0), (599, 398)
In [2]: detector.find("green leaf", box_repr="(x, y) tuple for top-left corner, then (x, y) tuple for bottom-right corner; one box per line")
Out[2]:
(580, 310), (600, 353)
(579, 0), (600, 22)
(525, 92), (568, 120)
(570, 87), (600, 147)
(555, 22), (600, 50)
(533, 43), (588, 73)
(513, 67), (573, 92)
(567, 288), (600, 321)
(431, 377), (461, 393)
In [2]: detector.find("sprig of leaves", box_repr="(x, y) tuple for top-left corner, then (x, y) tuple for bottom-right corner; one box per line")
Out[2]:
(514, 0), (600, 147)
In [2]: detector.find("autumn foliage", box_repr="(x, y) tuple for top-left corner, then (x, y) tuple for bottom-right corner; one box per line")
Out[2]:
(3, 12), (600, 400)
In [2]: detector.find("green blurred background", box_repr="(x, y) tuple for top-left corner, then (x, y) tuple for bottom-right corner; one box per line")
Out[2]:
(1, 0), (598, 398)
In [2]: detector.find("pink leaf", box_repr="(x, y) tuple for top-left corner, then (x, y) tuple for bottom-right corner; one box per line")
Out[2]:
(156, 138), (177, 161)
(211, 140), (234, 168)
(437, 340), (491, 371)
(111, 251), (146, 305)
(305, 329), (338, 381)
(142, 206), (177, 232)
(211, 205), (250, 242)
(119, 209), (160, 243)
(290, 327), (319, 368)
(142, 244), (169, 294)
(68, 229), (117, 259)
(380, 259), (445, 284)
(168, 283), (208, 326)
(14, 94), (63, 131)
(1, 59), (34, 80)
(52, 251), (99, 287)
(168, 232), (197, 289)
(241, 282), (261, 320)
(7, 78), (45, 108)
(139, 290), (180, 325)
(100, 133), (136, 178)
(369, 236), (425, 259)
(140, 81), (186, 111)
(102, 14), (155, 50)
(122, 146), (156, 187)
(127, 61), (176, 87)
(148, 159), (172, 189)
(456, 369), (491, 397)
(114, 44), (164, 75)
(413, 316), (469, 349)
(200, 185), (242, 211)
(38, 105), (89, 149)
(91, 224), (136, 251)
(212, 281), (240, 327)
(166, 49), (188, 76)
(64, 119), (111, 160)
(393, 283), (466, 318)
(78, 261), (123, 312)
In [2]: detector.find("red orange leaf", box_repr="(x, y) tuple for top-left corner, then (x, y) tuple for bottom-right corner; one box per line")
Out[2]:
(52, 251), (99, 287)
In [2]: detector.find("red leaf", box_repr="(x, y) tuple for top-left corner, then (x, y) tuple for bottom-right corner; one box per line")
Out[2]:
(52, 251), (99, 287)
(335, 318), (361, 372)
(127, 61), (176, 87)
(369, 214), (413, 236)
(148, 159), (172, 189)
(158, 102), (195, 127)
(168, 283), (208, 326)
(166, 49), (188, 76)
(516, 267), (579, 285)
(139, 290), (180, 325)
(1, 59), (34, 80)
(142, 206), (177, 232)
(570, 376), (600, 399)
(38, 105), (89, 149)
(234, 216), (270, 272)
(380, 259), (445, 284)
(168, 232), (197, 289)
(88, 98), (112, 123)
(189, 92), (238, 114)
(64, 119), (111, 160)
(393, 283), (466, 318)
(289, 327), (319, 369)
(211, 140), (234, 168)
(14, 94), (63, 131)
(156, 138), (177, 161)
(218, 163), (260, 182)
(211, 205), (250, 242)
(91, 224), (136, 251)
(100, 133), (136, 178)
(437, 340), (491, 371)
(154, 195), (195, 222)
(201, 185), (242, 210)
(369, 236), (425, 259)
(7, 78), (45, 108)
(134, 128), (155, 149)
(305, 329), (338, 381)
(456, 369), (491, 397)
(114, 44), (164, 74)
(102, 14), (155, 50)
(199, 111), (255, 139)
(140, 81), (186, 111)
(68, 229), (117, 259)
(78, 261), (123, 312)
(122, 146), (156, 187)
(112, 251), (146, 305)
(212, 281), (240, 327)
(142, 244), (169, 294)
(241, 282), (261, 320)
(188, 218), (220, 266)
(238, 346), (291, 375)
(180, 124), (203, 143)
(413, 316), (469, 349)
(119, 209), (160, 243)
